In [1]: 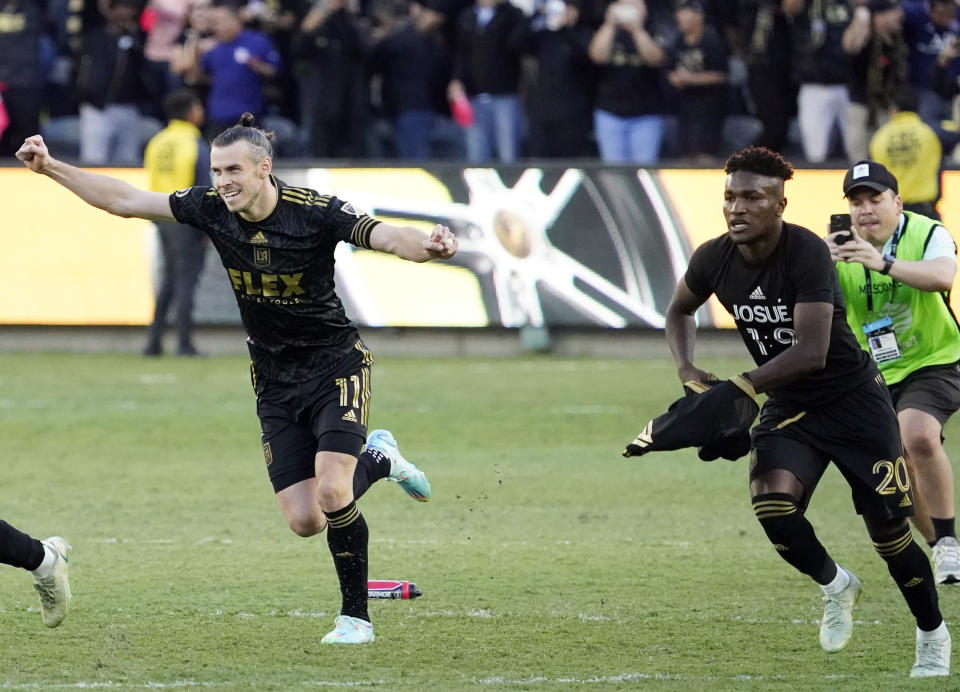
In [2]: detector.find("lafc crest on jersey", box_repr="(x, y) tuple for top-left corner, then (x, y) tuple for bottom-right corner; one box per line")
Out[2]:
(340, 201), (365, 217)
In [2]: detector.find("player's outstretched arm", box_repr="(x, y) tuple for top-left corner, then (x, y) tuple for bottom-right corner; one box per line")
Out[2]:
(369, 222), (458, 263)
(16, 135), (176, 222)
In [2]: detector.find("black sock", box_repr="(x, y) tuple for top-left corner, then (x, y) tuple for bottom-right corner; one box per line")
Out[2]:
(931, 517), (956, 544)
(753, 494), (836, 584)
(353, 448), (391, 501)
(875, 530), (943, 631)
(0, 520), (45, 571)
(324, 501), (369, 622)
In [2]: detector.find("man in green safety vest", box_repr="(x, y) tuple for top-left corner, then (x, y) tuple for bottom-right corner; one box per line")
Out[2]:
(828, 159), (960, 587)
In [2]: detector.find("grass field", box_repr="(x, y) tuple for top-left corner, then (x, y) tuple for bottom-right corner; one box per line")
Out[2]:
(1, 351), (959, 690)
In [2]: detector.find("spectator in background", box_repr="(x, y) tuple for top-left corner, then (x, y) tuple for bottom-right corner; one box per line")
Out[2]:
(448, 0), (529, 163)
(241, 0), (299, 34)
(293, 0), (368, 158)
(738, 0), (797, 154)
(787, 0), (854, 163)
(143, 88), (210, 357)
(870, 85), (943, 220)
(666, 0), (728, 162)
(368, 0), (462, 160)
(170, 0), (216, 102)
(143, 0), (192, 96)
(192, 0), (281, 138)
(522, 0), (595, 158)
(842, 0), (907, 162)
(240, 0), (301, 125)
(588, 0), (669, 164)
(931, 26), (960, 160)
(0, 1), (47, 157)
(76, 0), (157, 165)
(902, 0), (960, 128)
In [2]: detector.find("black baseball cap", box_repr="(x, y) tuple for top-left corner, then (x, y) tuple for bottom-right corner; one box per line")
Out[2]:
(676, 0), (705, 10)
(842, 160), (899, 197)
(868, 0), (899, 11)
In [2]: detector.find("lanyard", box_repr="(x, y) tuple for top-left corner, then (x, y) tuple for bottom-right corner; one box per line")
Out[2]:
(864, 215), (905, 313)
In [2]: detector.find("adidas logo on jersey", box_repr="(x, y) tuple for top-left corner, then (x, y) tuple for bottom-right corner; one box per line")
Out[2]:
(748, 286), (765, 300)
(900, 494), (913, 508)
(341, 410), (358, 423)
(250, 231), (268, 244)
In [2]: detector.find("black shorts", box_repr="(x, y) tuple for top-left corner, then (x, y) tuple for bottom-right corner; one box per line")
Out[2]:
(888, 362), (960, 427)
(750, 373), (914, 519)
(252, 354), (372, 493)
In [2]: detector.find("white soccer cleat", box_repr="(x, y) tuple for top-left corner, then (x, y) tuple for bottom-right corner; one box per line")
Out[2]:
(819, 571), (862, 653)
(366, 429), (431, 502)
(320, 615), (375, 644)
(932, 537), (960, 585)
(911, 627), (951, 677)
(33, 537), (72, 628)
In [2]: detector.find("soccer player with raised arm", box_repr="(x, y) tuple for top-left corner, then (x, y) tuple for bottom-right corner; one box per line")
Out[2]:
(16, 115), (458, 644)
(662, 146), (950, 677)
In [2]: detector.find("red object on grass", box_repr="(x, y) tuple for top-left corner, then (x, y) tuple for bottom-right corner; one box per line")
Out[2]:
(367, 580), (422, 599)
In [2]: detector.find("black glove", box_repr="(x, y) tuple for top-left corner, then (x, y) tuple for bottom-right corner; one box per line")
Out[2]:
(623, 374), (759, 460)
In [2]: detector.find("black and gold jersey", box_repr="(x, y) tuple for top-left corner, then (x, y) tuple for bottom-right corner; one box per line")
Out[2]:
(169, 176), (380, 383)
(684, 222), (876, 407)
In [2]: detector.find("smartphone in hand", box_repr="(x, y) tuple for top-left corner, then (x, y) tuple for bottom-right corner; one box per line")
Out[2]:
(830, 213), (852, 245)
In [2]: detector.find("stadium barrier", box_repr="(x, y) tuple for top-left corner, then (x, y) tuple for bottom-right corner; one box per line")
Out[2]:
(3, 165), (959, 328)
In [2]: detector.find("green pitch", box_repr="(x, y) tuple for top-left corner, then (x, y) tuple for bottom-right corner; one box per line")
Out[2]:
(0, 352), (957, 690)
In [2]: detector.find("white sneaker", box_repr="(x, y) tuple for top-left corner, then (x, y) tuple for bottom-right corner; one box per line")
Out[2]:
(933, 537), (960, 585)
(33, 537), (71, 628)
(320, 615), (375, 644)
(819, 571), (862, 653)
(911, 626), (951, 678)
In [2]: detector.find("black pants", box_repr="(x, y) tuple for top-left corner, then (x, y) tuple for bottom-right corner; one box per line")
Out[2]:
(0, 85), (43, 157)
(146, 222), (207, 352)
(748, 68), (796, 153)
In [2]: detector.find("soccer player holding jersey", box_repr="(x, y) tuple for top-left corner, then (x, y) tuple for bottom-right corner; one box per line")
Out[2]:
(16, 115), (457, 644)
(662, 146), (950, 677)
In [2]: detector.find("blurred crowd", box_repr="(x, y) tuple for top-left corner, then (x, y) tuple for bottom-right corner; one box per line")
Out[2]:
(3, 0), (960, 166)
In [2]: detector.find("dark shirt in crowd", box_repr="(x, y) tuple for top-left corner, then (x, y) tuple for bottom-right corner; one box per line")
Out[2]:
(791, 0), (853, 85)
(453, 2), (529, 96)
(595, 23), (669, 117)
(524, 18), (596, 157)
(369, 22), (453, 118)
(75, 19), (153, 108)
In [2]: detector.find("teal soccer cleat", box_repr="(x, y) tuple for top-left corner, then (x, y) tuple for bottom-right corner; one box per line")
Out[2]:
(366, 429), (431, 502)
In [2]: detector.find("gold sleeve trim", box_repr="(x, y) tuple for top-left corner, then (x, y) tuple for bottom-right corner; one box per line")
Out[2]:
(349, 217), (379, 250)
